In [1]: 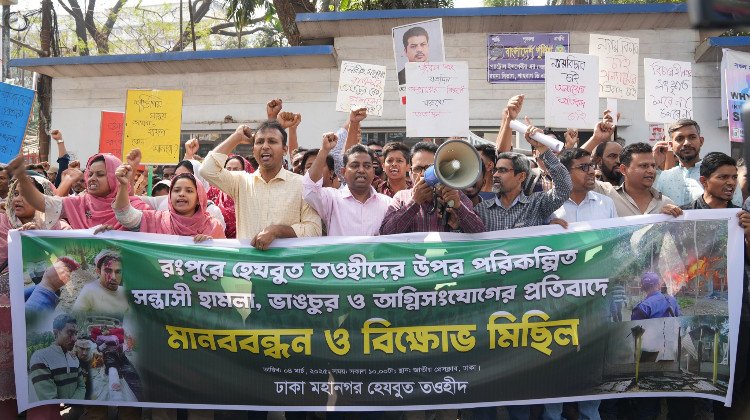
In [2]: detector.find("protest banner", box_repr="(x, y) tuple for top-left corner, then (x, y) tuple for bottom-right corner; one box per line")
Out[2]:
(589, 34), (639, 100)
(0, 82), (35, 163)
(335, 61), (386, 117)
(487, 33), (569, 84)
(644, 58), (693, 123)
(99, 111), (125, 159)
(721, 49), (750, 142)
(123, 89), (183, 165)
(544, 53), (599, 129)
(405, 62), (469, 137)
(12, 210), (743, 411)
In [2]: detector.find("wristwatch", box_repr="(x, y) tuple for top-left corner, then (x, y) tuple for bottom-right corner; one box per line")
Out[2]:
(56, 139), (64, 144)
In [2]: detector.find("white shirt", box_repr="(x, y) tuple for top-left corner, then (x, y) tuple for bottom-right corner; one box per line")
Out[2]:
(553, 191), (617, 223)
(654, 161), (743, 207)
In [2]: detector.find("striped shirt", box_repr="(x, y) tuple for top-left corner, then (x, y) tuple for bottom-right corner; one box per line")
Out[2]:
(29, 344), (86, 400)
(200, 152), (322, 240)
(380, 189), (485, 234)
(475, 150), (572, 231)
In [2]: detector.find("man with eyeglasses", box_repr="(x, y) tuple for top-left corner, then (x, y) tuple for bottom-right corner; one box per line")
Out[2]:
(380, 141), (484, 234)
(653, 119), (743, 207)
(475, 125), (572, 231)
(551, 148), (616, 224)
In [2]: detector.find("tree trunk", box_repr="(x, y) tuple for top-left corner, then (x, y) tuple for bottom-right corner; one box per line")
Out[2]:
(272, 0), (315, 46)
(39, 0), (54, 162)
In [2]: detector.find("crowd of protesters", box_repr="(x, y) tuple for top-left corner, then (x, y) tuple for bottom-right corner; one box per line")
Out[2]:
(0, 95), (749, 420)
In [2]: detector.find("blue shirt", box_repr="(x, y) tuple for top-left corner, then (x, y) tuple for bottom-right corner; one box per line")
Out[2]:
(631, 291), (681, 320)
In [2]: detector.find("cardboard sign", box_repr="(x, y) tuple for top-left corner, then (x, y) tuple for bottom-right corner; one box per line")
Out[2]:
(335, 61), (386, 117)
(393, 18), (446, 103)
(644, 58), (693, 123)
(724, 66), (749, 142)
(648, 123), (666, 143)
(99, 111), (125, 159)
(544, 53), (599, 129)
(123, 90), (183, 165)
(589, 34), (639, 100)
(405, 62), (469, 138)
(0, 82), (35, 163)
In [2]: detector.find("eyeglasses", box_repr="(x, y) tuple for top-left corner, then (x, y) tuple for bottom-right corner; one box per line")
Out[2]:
(372, 150), (383, 156)
(493, 167), (514, 174)
(411, 165), (429, 174)
(572, 163), (598, 172)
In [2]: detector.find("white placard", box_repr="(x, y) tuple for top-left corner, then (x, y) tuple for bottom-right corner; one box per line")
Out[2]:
(335, 61), (386, 117)
(405, 62), (469, 138)
(589, 34), (639, 100)
(544, 52), (600, 129)
(644, 58), (693, 123)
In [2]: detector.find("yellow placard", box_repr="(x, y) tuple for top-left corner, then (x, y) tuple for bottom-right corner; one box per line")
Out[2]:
(123, 89), (183, 165)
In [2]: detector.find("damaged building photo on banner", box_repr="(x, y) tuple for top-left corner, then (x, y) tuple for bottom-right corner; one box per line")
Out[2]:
(10, 209), (744, 411)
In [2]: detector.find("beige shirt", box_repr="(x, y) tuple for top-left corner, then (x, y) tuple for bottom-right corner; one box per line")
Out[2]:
(595, 180), (674, 217)
(71, 282), (129, 318)
(200, 151), (322, 240)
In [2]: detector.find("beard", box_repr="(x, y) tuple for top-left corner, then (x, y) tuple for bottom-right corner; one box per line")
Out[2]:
(601, 164), (623, 185)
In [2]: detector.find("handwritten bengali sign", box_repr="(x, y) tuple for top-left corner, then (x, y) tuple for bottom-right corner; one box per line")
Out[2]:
(335, 61), (386, 117)
(124, 89), (183, 164)
(0, 83), (35, 163)
(487, 33), (569, 84)
(544, 53), (599, 129)
(99, 111), (125, 159)
(405, 62), (469, 137)
(644, 58), (693, 124)
(589, 34), (639, 100)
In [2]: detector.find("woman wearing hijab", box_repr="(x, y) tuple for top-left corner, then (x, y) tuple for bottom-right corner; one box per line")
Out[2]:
(206, 155), (254, 238)
(0, 175), (73, 420)
(6, 153), (150, 230)
(111, 163), (225, 241)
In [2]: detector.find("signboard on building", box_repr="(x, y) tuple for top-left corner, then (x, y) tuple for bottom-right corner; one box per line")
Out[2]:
(487, 33), (569, 84)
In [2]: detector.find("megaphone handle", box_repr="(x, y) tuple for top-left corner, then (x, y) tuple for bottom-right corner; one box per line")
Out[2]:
(440, 203), (451, 229)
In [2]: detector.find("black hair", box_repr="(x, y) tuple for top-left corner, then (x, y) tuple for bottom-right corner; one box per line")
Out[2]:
(343, 144), (375, 166)
(176, 160), (195, 174)
(619, 142), (653, 167)
(382, 142), (411, 164)
(402, 26), (429, 48)
(475, 144), (497, 163)
(365, 140), (383, 147)
(255, 120), (288, 146)
(225, 155), (247, 169)
(411, 141), (438, 156)
(300, 149), (334, 173)
(668, 118), (701, 137)
(53, 313), (77, 332)
(558, 148), (592, 171)
(700, 152), (737, 179)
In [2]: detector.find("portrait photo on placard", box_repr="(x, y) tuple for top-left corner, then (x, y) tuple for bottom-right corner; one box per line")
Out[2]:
(392, 18), (445, 87)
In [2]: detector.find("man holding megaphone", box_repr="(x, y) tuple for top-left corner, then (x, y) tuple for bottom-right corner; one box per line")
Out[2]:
(380, 142), (485, 234)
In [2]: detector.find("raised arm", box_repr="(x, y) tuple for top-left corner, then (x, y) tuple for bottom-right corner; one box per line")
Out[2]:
(496, 94), (524, 153)
(51, 129), (68, 187)
(581, 110), (615, 153)
(199, 125), (253, 198)
(6, 155), (46, 212)
(344, 108), (367, 152)
(309, 132), (338, 184)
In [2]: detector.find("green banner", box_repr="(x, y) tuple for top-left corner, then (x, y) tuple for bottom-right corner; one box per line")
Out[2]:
(11, 209), (744, 411)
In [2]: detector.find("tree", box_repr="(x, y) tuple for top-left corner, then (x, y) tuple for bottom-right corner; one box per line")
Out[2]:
(56, 0), (127, 55)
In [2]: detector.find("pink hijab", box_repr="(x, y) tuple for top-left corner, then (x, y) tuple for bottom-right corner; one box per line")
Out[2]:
(139, 173), (225, 238)
(61, 153), (149, 229)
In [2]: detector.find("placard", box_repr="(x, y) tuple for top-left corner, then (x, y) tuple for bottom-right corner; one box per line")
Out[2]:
(0, 82), (35, 163)
(544, 53), (599, 129)
(488, 33), (569, 84)
(648, 123), (666, 143)
(405, 62), (469, 138)
(644, 58), (693, 123)
(589, 34), (639, 100)
(335, 61), (386, 117)
(123, 89), (183, 165)
(99, 111), (125, 159)
(725, 66), (749, 142)
(392, 18), (445, 103)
